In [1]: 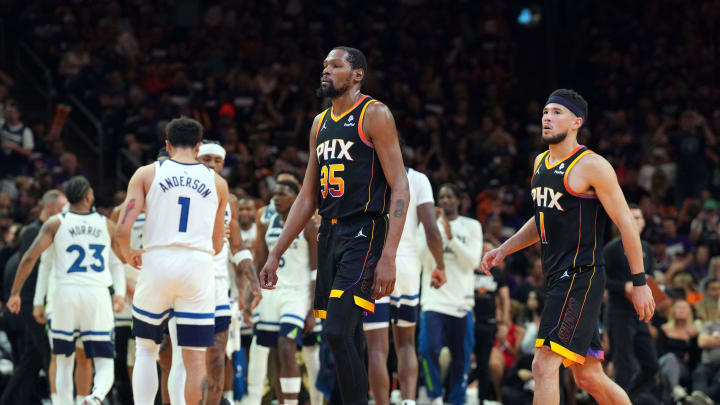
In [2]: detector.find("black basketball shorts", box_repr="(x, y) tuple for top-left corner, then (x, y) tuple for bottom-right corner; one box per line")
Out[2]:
(535, 265), (606, 367)
(314, 214), (388, 319)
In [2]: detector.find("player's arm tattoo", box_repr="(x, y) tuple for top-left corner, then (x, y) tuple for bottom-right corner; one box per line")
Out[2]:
(121, 199), (136, 225)
(393, 199), (405, 218)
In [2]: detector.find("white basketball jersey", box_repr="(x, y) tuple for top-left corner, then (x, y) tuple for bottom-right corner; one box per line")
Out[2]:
(53, 211), (112, 287)
(144, 160), (218, 253)
(265, 213), (310, 289)
(213, 202), (232, 278)
(240, 223), (257, 249)
(260, 200), (277, 225)
(397, 168), (435, 257)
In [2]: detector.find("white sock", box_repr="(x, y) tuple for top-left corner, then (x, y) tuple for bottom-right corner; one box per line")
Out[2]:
(50, 393), (58, 405)
(245, 337), (270, 405)
(55, 353), (75, 405)
(132, 338), (160, 404)
(280, 377), (302, 404)
(402, 400), (417, 405)
(75, 398), (82, 405)
(168, 317), (187, 405)
(224, 390), (233, 400)
(301, 345), (323, 405)
(90, 357), (114, 401)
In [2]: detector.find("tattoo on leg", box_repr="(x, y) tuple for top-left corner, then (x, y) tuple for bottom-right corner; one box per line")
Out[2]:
(393, 199), (405, 218)
(121, 199), (136, 224)
(199, 376), (208, 405)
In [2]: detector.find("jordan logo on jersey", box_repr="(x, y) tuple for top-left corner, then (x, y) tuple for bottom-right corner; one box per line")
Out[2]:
(531, 186), (565, 211)
(316, 139), (355, 162)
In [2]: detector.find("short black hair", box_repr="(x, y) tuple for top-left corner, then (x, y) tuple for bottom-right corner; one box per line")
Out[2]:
(628, 203), (640, 210)
(275, 169), (302, 184)
(548, 89), (588, 122)
(276, 180), (300, 195)
(165, 117), (203, 148)
(439, 183), (461, 199)
(333, 46), (368, 75)
(64, 176), (91, 204)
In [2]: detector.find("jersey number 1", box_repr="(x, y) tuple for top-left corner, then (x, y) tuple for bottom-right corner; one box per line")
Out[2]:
(178, 196), (190, 232)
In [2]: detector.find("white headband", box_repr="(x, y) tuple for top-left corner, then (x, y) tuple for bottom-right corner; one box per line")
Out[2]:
(197, 143), (226, 160)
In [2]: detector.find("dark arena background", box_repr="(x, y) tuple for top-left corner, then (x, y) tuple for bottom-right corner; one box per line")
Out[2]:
(0, 0), (719, 404)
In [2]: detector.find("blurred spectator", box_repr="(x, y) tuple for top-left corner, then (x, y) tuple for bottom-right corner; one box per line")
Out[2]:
(513, 257), (543, 304)
(662, 217), (694, 258)
(696, 278), (720, 323)
(691, 307), (720, 403)
(690, 199), (720, 254)
(656, 300), (699, 402)
(51, 152), (87, 186)
(0, 100), (34, 180)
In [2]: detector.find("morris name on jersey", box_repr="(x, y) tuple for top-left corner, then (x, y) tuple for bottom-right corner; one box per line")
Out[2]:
(157, 175), (213, 198)
(68, 224), (104, 238)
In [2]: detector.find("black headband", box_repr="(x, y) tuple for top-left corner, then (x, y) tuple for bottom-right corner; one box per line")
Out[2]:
(545, 95), (586, 121)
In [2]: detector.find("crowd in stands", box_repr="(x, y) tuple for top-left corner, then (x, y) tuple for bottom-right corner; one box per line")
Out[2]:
(1, 0), (720, 404)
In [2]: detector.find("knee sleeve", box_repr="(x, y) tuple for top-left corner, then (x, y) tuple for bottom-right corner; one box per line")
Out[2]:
(132, 338), (160, 405)
(56, 353), (76, 405)
(91, 358), (115, 401)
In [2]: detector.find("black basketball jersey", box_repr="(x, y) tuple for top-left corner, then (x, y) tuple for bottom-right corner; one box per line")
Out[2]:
(530, 145), (608, 276)
(315, 95), (390, 219)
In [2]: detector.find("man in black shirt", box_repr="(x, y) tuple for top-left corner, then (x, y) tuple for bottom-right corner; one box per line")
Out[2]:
(603, 204), (659, 396)
(473, 241), (509, 403)
(0, 190), (67, 405)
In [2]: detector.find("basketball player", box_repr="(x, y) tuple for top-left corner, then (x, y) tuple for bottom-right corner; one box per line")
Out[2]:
(259, 46), (410, 405)
(7, 176), (126, 405)
(116, 117), (229, 405)
(418, 183), (482, 405)
(32, 206), (95, 405)
(177, 141), (259, 405)
(363, 166), (446, 405)
(482, 89), (655, 405)
(249, 180), (318, 405)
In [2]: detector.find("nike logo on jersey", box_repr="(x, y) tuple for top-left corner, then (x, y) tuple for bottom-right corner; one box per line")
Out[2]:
(560, 270), (570, 279)
(316, 139), (355, 162)
(531, 186), (565, 211)
(355, 227), (366, 238)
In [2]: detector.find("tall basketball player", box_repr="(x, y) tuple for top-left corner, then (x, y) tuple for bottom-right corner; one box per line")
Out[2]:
(7, 177), (126, 405)
(259, 46), (410, 405)
(117, 117), (229, 405)
(482, 89), (655, 405)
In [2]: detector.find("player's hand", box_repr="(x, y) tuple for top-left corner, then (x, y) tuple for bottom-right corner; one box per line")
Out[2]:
(33, 305), (46, 324)
(127, 248), (144, 270)
(372, 254), (396, 300)
(259, 255), (279, 289)
(242, 308), (254, 328)
(430, 268), (446, 288)
(6, 294), (21, 314)
(113, 295), (126, 313)
(437, 209), (452, 240)
(303, 312), (316, 336)
(247, 282), (262, 309)
(632, 284), (655, 323)
(481, 247), (507, 275)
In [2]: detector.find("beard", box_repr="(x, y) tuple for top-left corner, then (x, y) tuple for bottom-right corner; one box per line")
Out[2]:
(315, 78), (351, 99)
(541, 130), (568, 145)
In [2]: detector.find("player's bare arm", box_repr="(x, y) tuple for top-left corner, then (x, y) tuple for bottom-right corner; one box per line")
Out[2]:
(418, 202), (446, 288)
(481, 154), (544, 273)
(364, 101), (410, 299)
(303, 219), (319, 335)
(259, 113), (322, 288)
(6, 217), (60, 314)
(213, 173), (230, 255)
(116, 165), (152, 269)
(575, 153), (655, 322)
(229, 194), (261, 309)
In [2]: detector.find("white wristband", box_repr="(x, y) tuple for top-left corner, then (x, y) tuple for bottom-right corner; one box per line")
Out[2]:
(310, 269), (317, 281)
(231, 249), (253, 265)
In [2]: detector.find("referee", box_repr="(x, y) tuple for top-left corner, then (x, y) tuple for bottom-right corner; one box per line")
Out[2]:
(603, 204), (659, 396)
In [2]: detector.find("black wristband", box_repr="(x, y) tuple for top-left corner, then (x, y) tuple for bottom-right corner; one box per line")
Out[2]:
(631, 272), (647, 286)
